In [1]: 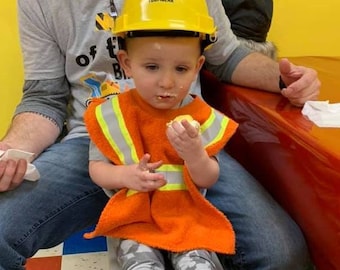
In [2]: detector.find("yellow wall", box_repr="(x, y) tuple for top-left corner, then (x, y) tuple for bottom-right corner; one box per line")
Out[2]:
(0, 2), (23, 138)
(268, 0), (340, 57)
(1, 0), (339, 137)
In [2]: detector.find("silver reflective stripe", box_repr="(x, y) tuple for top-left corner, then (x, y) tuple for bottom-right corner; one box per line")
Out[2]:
(157, 164), (186, 191)
(95, 97), (139, 164)
(127, 164), (186, 196)
(201, 109), (229, 147)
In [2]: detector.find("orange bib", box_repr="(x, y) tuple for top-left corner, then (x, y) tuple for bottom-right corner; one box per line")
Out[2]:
(84, 90), (238, 254)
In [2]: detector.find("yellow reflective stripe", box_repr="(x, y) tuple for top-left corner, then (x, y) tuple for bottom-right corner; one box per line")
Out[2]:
(200, 108), (229, 147)
(200, 109), (215, 134)
(157, 165), (183, 186)
(126, 189), (138, 196)
(126, 164), (186, 196)
(158, 164), (182, 172)
(127, 183), (187, 196)
(95, 104), (125, 163)
(111, 98), (139, 163)
(96, 98), (139, 164)
(206, 116), (229, 148)
(126, 183), (188, 197)
(158, 183), (187, 191)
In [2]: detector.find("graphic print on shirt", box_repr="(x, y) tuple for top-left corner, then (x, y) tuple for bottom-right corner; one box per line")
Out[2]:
(81, 73), (130, 106)
(80, 10), (133, 107)
(95, 12), (115, 32)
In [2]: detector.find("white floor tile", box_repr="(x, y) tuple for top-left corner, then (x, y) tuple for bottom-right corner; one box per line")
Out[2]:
(61, 252), (111, 269)
(32, 243), (64, 258)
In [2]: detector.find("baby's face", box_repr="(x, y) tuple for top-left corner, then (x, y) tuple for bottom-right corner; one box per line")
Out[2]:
(118, 36), (205, 110)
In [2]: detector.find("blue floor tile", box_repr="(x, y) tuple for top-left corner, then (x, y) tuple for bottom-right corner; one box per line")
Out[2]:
(62, 226), (107, 254)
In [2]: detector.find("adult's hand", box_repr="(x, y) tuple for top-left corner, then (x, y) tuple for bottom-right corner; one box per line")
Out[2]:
(0, 112), (61, 192)
(0, 142), (27, 192)
(279, 58), (321, 107)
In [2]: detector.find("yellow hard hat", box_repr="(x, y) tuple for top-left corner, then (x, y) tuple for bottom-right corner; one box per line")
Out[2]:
(113, 0), (217, 42)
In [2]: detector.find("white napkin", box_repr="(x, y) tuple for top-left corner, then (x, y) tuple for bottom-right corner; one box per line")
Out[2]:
(301, 100), (340, 128)
(0, 149), (40, 181)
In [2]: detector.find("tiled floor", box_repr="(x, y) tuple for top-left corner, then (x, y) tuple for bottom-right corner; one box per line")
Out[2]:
(26, 226), (225, 270)
(26, 226), (119, 270)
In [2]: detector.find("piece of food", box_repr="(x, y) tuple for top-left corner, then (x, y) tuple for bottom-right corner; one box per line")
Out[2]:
(167, 114), (200, 130)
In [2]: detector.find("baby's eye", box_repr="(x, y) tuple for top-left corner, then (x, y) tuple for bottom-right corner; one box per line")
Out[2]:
(176, 66), (188, 73)
(145, 64), (158, 71)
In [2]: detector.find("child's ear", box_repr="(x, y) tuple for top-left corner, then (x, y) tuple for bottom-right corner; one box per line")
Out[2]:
(117, 50), (132, 77)
(196, 55), (206, 73)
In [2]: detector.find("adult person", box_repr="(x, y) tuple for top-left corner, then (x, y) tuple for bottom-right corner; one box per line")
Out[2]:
(0, 0), (319, 269)
(222, 0), (277, 59)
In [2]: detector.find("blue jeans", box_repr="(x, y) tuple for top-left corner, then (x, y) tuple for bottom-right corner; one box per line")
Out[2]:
(208, 152), (310, 269)
(0, 137), (310, 269)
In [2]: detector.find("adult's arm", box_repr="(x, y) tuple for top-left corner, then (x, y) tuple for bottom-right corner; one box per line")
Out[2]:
(2, 77), (69, 154)
(208, 52), (320, 106)
(205, 0), (320, 106)
(0, 77), (69, 191)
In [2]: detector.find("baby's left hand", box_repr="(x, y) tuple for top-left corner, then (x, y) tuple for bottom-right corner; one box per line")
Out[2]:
(166, 120), (202, 161)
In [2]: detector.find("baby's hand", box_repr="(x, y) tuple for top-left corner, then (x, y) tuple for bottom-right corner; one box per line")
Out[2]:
(166, 117), (202, 161)
(126, 154), (166, 192)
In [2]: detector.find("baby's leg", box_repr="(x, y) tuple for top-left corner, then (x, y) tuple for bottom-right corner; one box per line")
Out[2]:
(171, 249), (218, 270)
(117, 239), (165, 270)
